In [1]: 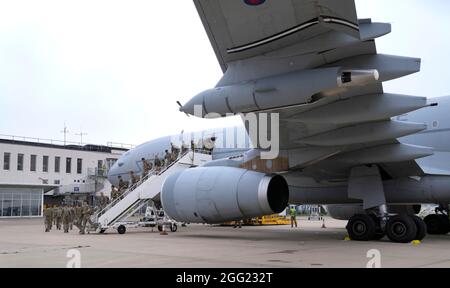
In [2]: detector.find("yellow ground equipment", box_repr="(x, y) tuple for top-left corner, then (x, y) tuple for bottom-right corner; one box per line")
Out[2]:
(223, 214), (290, 226)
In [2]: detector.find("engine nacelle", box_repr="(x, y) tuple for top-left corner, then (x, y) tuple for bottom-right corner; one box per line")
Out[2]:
(161, 167), (289, 223)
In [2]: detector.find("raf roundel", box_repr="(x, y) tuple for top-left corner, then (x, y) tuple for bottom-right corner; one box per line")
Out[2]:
(244, 0), (266, 6)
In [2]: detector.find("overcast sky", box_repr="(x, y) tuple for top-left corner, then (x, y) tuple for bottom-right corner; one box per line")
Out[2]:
(0, 0), (449, 146)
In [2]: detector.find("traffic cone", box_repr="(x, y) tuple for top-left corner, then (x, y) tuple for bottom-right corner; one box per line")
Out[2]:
(321, 219), (326, 229)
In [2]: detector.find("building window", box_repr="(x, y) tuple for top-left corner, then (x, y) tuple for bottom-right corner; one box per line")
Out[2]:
(3, 152), (10, 170)
(55, 157), (60, 173)
(30, 155), (37, 172)
(77, 158), (83, 174)
(54, 180), (60, 185)
(17, 154), (24, 171)
(0, 189), (42, 218)
(66, 157), (72, 173)
(43, 156), (49, 172)
(98, 160), (104, 176)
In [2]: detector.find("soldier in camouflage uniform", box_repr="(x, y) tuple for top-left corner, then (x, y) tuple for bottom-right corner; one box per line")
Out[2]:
(80, 202), (95, 235)
(74, 203), (83, 231)
(62, 205), (71, 233)
(164, 150), (172, 166)
(54, 206), (63, 230)
(170, 143), (179, 161)
(141, 158), (152, 178)
(68, 205), (75, 230)
(130, 171), (140, 186)
(43, 206), (53, 232)
(98, 192), (110, 210)
(118, 176), (129, 197)
(154, 155), (162, 173)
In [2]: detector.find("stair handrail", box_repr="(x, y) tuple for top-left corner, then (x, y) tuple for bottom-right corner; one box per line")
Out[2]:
(93, 150), (191, 221)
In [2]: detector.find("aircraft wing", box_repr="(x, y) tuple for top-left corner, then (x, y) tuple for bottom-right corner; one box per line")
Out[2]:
(193, 0), (434, 179)
(194, 0), (360, 72)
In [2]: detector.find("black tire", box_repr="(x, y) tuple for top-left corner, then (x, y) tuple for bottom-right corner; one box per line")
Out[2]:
(170, 223), (177, 232)
(386, 215), (417, 243)
(117, 225), (126, 235)
(410, 215), (427, 241)
(346, 214), (377, 241)
(424, 214), (450, 235)
(99, 229), (106, 234)
(157, 225), (163, 232)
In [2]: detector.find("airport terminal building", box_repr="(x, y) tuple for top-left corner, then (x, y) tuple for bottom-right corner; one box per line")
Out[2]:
(0, 135), (130, 218)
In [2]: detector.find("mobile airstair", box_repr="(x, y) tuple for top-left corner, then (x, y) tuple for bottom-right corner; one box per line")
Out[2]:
(91, 151), (212, 234)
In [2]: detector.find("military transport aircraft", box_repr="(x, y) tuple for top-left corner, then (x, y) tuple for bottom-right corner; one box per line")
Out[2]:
(109, 0), (450, 243)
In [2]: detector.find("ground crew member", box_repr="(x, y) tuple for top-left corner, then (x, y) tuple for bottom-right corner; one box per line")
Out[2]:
(290, 206), (298, 228)
(62, 205), (71, 233)
(43, 206), (53, 232)
(130, 171), (140, 186)
(54, 206), (63, 230)
(141, 158), (152, 178)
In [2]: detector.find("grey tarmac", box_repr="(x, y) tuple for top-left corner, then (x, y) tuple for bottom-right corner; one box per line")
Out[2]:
(1, 217), (450, 268)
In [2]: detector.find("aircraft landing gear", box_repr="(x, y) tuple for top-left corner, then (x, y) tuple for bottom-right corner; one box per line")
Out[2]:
(345, 166), (427, 243)
(424, 207), (450, 235)
(346, 213), (426, 243)
(346, 214), (377, 241)
(385, 215), (417, 243)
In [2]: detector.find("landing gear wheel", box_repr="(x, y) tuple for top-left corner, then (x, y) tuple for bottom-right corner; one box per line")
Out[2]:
(346, 214), (376, 241)
(157, 225), (163, 232)
(99, 229), (106, 234)
(170, 223), (177, 232)
(117, 225), (126, 235)
(386, 215), (417, 243)
(410, 215), (427, 241)
(424, 214), (450, 235)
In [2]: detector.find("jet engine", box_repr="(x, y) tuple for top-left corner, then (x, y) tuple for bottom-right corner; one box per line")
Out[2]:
(161, 167), (289, 223)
